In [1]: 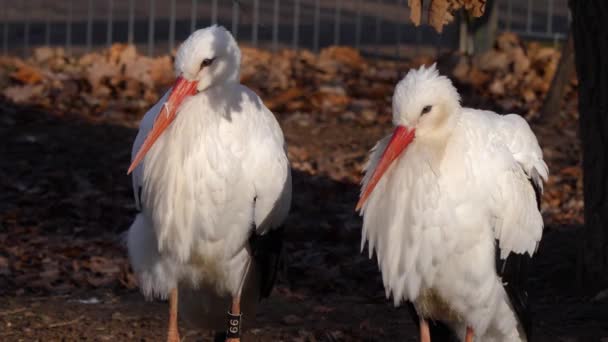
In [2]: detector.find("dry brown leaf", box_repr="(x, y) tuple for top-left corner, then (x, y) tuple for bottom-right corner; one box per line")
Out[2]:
(476, 50), (510, 72)
(0, 256), (9, 276)
(3, 85), (44, 103)
(522, 89), (536, 103)
(282, 314), (303, 325)
(465, 0), (487, 17)
(311, 92), (351, 112)
(318, 46), (367, 71)
(124, 59), (153, 89)
(429, 0), (452, 33)
(149, 55), (173, 85)
(468, 67), (490, 87)
(86, 274), (115, 287)
(313, 305), (335, 313)
(415, 0), (487, 33)
(108, 44), (132, 64)
(11, 63), (43, 84)
(409, 0), (423, 26)
(451, 59), (470, 81)
(497, 32), (520, 52)
(264, 87), (305, 111)
(510, 47), (531, 76)
(489, 79), (505, 96)
(85, 59), (119, 93)
(86, 256), (120, 275)
(32, 47), (55, 63)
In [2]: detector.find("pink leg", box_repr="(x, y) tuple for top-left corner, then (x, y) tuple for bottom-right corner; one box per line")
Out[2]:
(226, 297), (241, 342)
(167, 288), (180, 342)
(465, 326), (474, 342)
(419, 318), (431, 342)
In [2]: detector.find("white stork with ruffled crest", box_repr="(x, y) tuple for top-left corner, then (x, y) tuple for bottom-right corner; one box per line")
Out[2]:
(357, 64), (547, 342)
(126, 25), (291, 342)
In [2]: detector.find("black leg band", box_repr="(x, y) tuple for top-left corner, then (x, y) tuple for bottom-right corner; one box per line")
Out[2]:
(226, 311), (242, 339)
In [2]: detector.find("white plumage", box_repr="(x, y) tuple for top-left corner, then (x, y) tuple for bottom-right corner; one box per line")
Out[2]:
(358, 65), (547, 341)
(126, 26), (291, 337)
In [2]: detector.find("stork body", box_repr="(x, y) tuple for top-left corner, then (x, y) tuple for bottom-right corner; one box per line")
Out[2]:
(358, 65), (547, 342)
(126, 26), (291, 341)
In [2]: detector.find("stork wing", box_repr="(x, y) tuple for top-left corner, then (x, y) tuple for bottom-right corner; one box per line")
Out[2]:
(247, 146), (290, 298)
(248, 107), (292, 235)
(491, 113), (548, 259)
(131, 90), (171, 210)
(496, 114), (548, 192)
(245, 102), (291, 299)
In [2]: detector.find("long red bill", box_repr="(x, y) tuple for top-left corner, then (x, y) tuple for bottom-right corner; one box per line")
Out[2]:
(356, 125), (415, 212)
(127, 76), (198, 175)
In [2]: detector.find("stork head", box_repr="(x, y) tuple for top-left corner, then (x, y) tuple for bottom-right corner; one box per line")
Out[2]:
(127, 26), (240, 174)
(175, 25), (241, 91)
(392, 63), (461, 139)
(356, 64), (461, 211)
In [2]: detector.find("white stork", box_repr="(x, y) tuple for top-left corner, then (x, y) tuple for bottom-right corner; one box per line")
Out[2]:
(126, 25), (291, 342)
(356, 65), (548, 342)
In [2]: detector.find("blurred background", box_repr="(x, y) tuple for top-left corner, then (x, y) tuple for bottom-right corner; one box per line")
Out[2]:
(0, 0), (568, 56)
(0, 0), (605, 341)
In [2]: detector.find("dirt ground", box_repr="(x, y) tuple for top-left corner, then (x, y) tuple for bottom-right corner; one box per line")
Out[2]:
(0, 96), (607, 342)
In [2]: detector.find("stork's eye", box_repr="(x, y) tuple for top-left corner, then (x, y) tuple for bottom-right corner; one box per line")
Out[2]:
(200, 58), (215, 69)
(421, 105), (432, 115)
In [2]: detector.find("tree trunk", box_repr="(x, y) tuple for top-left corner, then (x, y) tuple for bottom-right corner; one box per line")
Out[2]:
(471, 0), (497, 55)
(569, 0), (608, 293)
(539, 32), (575, 124)
(458, 0), (497, 55)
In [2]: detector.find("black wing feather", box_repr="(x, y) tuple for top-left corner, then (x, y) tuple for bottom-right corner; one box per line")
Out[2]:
(495, 178), (541, 341)
(248, 225), (284, 299)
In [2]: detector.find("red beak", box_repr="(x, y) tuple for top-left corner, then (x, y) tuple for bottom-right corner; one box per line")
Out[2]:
(356, 125), (415, 211)
(127, 76), (198, 175)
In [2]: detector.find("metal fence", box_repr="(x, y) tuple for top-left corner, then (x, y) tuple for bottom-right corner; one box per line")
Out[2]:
(1, 0), (569, 58)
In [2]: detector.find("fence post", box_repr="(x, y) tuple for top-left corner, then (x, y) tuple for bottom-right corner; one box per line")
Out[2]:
(87, 0), (94, 51)
(313, 0), (320, 52)
(252, 0), (259, 46)
(45, 1), (51, 46)
(191, 0), (197, 33)
(211, 0), (217, 25)
(232, 1), (239, 38)
(169, 0), (176, 52)
(355, 0), (362, 50)
(334, 0), (341, 46)
(547, 0), (554, 34)
(458, 12), (467, 53)
(23, 1), (29, 57)
(292, 0), (300, 51)
(2, 4), (7, 55)
(526, 0), (532, 33)
(107, 0), (114, 48)
(272, 0), (279, 52)
(375, 0), (382, 45)
(507, 0), (512, 31)
(128, 0), (135, 44)
(66, 0), (73, 54)
(148, 0), (155, 56)
(396, 0), (402, 59)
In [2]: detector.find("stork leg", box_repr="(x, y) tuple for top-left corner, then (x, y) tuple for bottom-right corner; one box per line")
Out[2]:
(167, 288), (180, 342)
(226, 297), (242, 342)
(419, 318), (431, 342)
(465, 326), (474, 342)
